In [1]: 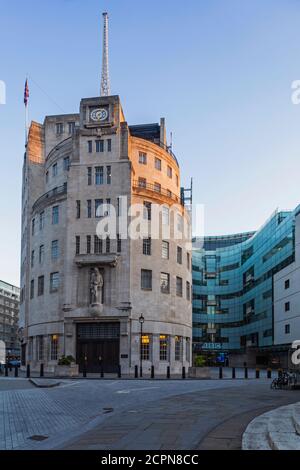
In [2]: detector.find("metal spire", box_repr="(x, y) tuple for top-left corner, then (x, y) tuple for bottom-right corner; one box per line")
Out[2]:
(101, 12), (111, 96)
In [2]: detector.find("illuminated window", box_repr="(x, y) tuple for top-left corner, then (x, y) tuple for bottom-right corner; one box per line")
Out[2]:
(50, 335), (58, 361)
(159, 335), (169, 361)
(141, 335), (151, 361)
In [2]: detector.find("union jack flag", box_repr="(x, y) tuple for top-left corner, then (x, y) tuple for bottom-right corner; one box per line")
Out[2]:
(24, 79), (29, 106)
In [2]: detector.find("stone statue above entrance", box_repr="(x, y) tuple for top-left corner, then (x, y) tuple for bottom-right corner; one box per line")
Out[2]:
(89, 268), (104, 315)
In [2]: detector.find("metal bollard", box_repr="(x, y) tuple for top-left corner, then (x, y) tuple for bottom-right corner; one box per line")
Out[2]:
(40, 363), (44, 378)
(14, 365), (18, 378)
(83, 366), (87, 378)
(232, 367), (236, 379)
(151, 365), (155, 379)
(167, 366), (170, 379)
(26, 364), (30, 378)
(219, 366), (223, 379)
(182, 366), (186, 380)
(267, 368), (272, 379)
(118, 365), (121, 378)
(5, 364), (8, 377)
(244, 367), (248, 379)
(256, 368), (260, 379)
(134, 365), (138, 378)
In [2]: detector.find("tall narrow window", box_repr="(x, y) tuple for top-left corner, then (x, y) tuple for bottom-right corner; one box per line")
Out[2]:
(187, 253), (190, 270)
(139, 152), (147, 164)
(52, 206), (59, 225)
(38, 276), (44, 296)
(30, 280), (34, 299)
(106, 236), (110, 253)
(50, 273), (60, 293)
(95, 166), (104, 185)
(50, 335), (58, 361)
(32, 218), (35, 236)
(176, 277), (183, 297)
(87, 167), (92, 185)
(56, 123), (64, 135)
(177, 246), (183, 264)
(88, 141), (93, 153)
(95, 199), (103, 218)
(141, 269), (152, 290)
(94, 235), (103, 254)
(51, 240), (59, 260)
(75, 236), (80, 255)
(143, 201), (152, 221)
(96, 140), (104, 152)
(154, 182), (161, 193)
(186, 281), (191, 301)
(68, 122), (75, 134)
(31, 250), (35, 268)
(63, 156), (70, 171)
(160, 273), (170, 294)
(117, 234), (122, 253)
(141, 335), (151, 361)
(143, 237), (151, 256)
(39, 245), (44, 264)
(86, 235), (91, 254)
(52, 163), (58, 177)
(106, 166), (111, 184)
(162, 241), (169, 260)
(39, 211), (45, 231)
(155, 157), (161, 170)
(76, 200), (81, 219)
(107, 139), (112, 152)
(175, 336), (183, 361)
(37, 336), (44, 361)
(162, 206), (169, 225)
(159, 335), (169, 361)
(87, 200), (92, 218)
(167, 166), (172, 178)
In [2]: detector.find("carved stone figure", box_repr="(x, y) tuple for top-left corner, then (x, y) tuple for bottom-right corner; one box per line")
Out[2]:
(90, 268), (103, 305)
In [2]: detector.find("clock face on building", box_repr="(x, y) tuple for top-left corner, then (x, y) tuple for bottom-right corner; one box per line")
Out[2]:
(90, 108), (109, 122)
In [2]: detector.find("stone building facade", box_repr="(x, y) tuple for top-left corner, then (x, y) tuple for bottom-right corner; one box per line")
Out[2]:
(20, 95), (192, 375)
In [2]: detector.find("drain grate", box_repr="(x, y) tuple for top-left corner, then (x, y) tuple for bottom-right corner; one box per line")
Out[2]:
(28, 435), (49, 441)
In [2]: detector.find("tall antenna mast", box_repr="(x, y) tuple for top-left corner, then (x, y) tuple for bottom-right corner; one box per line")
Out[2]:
(101, 12), (111, 96)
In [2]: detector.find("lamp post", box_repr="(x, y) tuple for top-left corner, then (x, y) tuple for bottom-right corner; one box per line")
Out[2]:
(139, 314), (144, 378)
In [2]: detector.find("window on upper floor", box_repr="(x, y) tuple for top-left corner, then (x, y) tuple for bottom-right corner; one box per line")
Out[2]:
(154, 182), (161, 193)
(32, 218), (35, 236)
(141, 269), (152, 290)
(75, 236), (80, 255)
(38, 276), (44, 296)
(39, 245), (44, 264)
(52, 163), (58, 177)
(30, 280), (34, 299)
(63, 156), (70, 171)
(162, 206), (169, 225)
(87, 200), (92, 219)
(139, 152), (147, 165)
(285, 301), (290, 312)
(88, 141), (93, 153)
(186, 281), (191, 301)
(167, 166), (172, 178)
(87, 167), (92, 185)
(94, 235), (103, 254)
(155, 158), (161, 171)
(95, 166), (104, 185)
(285, 279), (290, 289)
(138, 177), (146, 188)
(68, 122), (75, 134)
(285, 324), (290, 334)
(56, 123), (64, 135)
(95, 199), (103, 218)
(96, 140), (104, 153)
(160, 272), (170, 294)
(117, 234), (122, 253)
(162, 240), (169, 260)
(143, 237), (151, 256)
(52, 206), (59, 225)
(86, 235), (91, 254)
(107, 139), (112, 152)
(106, 166), (111, 185)
(51, 240), (59, 260)
(76, 200), (81, 219)
(50, 272), (60, 293)
(143, 201), (152, 221)
(39, 211), (45, 231)
(31, 250), (35, 268)
(176, 277), (183, 297)
(177, 246), (183, 264)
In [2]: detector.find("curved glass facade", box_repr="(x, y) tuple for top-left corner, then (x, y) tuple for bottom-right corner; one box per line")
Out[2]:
(192, 207), (300, 358)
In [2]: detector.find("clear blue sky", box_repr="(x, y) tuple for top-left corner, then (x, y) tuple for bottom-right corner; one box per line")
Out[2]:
(1, 0), (300, 286)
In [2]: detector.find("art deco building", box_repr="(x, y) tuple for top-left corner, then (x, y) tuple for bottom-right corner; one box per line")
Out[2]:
(19, 95), (192, 374)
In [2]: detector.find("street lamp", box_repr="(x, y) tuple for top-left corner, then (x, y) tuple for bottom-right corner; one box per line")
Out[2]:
(139, 314), (145, 378)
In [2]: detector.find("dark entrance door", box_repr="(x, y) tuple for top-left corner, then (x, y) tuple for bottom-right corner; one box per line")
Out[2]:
(76, 323), (120, 373)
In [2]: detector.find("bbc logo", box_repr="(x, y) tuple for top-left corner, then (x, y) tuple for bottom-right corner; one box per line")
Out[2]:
(0, 81), (6, 105)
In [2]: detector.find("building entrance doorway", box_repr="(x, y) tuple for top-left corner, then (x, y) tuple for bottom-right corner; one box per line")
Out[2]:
(76, 322), (120, 373)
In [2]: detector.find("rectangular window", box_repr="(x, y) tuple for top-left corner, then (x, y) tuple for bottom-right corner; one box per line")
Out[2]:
(285, 324), (290, 334)
(187, 253), (190, 270)
(154, 182), (161, 193)
(63, 156), (70, 171)
(186, 281), (191, 301)
(176, 174), (179, 187)
(155, 157), (161, 170)
(141, 269), (152, 290)
(52, 206), (59, 225)
(39, 211), (45, 231)
(52, 163), (58, 177)
(76, 200), (81, 219)
(162, 206), (169, 225)
(176, 277), (183, 297)
(94, 235), (103, 254)
(87, 200), (92, 218)
(95, 199), (103, 218)
(50, 335), (58, 361)
(37, 336), (44, 361)
(46, 171), (49, 184)
(38, 276), (44, 296)
(39, 245), (44, 264)
(50, 272), (60, 293)
(175, 336), (183, 361)
(88, 141), (93, 153)
(167, 166), (172, 178)
(56, 123), (64, 135)
(106, 166), (111, 184)
(138, 177), (146, 188)
(68, 122), (75, 134)
(32, 218), (35, 236)
(106, 236), (110, 253)
(139, 152), (147, 164)
(30, 280), (34, 299)
(186, 338), (190, 363)
(51, 240), (59, 260)
(104, 199), (111, 216)
(86, 235), (91, 254)
(159, 335), (169, 361)
(285, 279), (290, 289)
(95, 166), (104, 185)
(107, 139), (112, 152)
(143, 237), (151, 256)
(117, 234), (122, 253)
(285, 302), (290, 312)
(177, 246), (183, 264)
(177, 214), (183, 232)
(76, 236), (80, 255)
(87, 167), (92, 185)
(141, 335), (151, 361)
(162, 241), (169, 260)
(160, 272), (170, 294)
(143, 201), (152, 221)
(31, 250), (35, 268)
(96, 140), (104, 153)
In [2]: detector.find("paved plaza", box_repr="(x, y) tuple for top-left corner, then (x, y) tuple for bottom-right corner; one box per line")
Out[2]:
(1, 375), (300, 450)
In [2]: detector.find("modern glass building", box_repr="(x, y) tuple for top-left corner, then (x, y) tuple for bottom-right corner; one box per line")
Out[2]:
(192, 206), (300, 366)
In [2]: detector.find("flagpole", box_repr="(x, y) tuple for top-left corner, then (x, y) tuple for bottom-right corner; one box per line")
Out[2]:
(24, 77), (29, 147)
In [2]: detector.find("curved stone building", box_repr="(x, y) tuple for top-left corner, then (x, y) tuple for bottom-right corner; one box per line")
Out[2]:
(20, 95), (192, 375)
